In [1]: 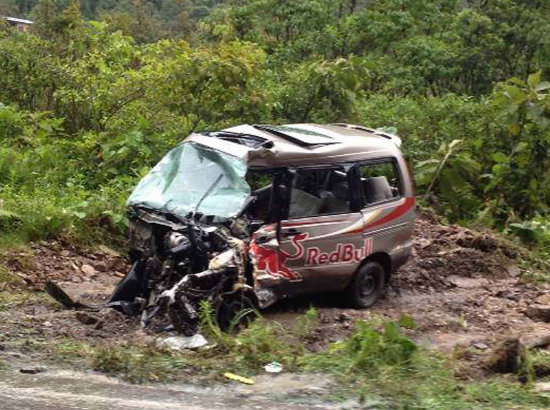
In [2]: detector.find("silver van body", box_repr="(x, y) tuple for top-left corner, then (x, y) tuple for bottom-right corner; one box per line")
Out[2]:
(110, 123), (415, 333)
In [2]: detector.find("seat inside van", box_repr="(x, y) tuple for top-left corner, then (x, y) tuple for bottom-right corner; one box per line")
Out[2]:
(363, 176), (393, 204)
(320, 182), (349, 214)
(289, 188), (323, 218)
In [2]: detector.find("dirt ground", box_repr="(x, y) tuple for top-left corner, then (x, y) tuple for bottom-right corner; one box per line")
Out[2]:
(2, 216), (550, 378)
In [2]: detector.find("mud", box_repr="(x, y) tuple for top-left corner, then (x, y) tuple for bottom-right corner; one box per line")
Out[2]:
(1, 241), (127, 293)
(2, 216), (550, 376)
(262, 216), (550, 362)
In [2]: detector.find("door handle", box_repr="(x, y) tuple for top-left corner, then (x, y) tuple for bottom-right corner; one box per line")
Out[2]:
(282, 228), (301, 237)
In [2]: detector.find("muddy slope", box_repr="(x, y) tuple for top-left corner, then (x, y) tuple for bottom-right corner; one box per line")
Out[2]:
(1, 217), (550, 359)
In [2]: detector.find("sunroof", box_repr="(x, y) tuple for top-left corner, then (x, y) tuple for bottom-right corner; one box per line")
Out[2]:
(253, 124), (338, 147)
(205, 131), (267, 148)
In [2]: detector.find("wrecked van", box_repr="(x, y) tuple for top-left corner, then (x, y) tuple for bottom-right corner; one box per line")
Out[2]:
(107, 123), (416, 334)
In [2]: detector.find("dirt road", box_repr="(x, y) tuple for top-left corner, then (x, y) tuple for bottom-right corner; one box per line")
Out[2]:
(0, 367), (345, 410)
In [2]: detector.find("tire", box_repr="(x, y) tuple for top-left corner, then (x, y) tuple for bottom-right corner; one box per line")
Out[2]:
(215, 291), (258, 333)
(346, 261), (385, 308)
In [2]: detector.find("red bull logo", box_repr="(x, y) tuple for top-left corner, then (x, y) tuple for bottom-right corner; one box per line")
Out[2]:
(305, 238), (373, 265)
(250, 228), (374, 281)
(249, 232), (308, 281)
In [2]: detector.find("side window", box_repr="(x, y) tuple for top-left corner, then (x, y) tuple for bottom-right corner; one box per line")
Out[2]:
(245, 170), (274, 222)
(359, 160), (401, 206)
(288, 168), (350, 218)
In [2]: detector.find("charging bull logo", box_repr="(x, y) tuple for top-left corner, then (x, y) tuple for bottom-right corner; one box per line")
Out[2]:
(250, 232), (308, 281)
(250, 228), (374, 282)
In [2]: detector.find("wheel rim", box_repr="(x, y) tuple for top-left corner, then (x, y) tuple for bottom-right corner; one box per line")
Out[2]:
(359, 272), (377, 298)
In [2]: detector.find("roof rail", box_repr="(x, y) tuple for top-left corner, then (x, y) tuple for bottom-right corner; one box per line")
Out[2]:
(331, 123), (402, 148)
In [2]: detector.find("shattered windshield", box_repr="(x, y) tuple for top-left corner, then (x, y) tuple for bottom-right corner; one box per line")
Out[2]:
(127, 142), (250, 219)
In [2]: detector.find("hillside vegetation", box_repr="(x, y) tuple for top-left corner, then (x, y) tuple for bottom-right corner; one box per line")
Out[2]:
(0, 0), (549, 255)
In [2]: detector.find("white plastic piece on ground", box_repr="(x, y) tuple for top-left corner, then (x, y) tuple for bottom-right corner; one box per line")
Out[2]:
(264, 362), (283, 373)
(156, 334), (208, 351)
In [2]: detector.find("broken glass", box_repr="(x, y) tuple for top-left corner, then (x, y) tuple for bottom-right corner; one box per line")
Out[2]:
(127, 142), (250, 219)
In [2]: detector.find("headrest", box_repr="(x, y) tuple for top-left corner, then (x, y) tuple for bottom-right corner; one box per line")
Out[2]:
(364, 176), (393, 203)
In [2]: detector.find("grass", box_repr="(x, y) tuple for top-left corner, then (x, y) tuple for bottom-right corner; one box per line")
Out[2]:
(530, 349), (550, 380)
(79, 307), (550, 408)
(0, 266), (21, 290)
(54, 338), (96, 359)
(92, 344), (194, 383)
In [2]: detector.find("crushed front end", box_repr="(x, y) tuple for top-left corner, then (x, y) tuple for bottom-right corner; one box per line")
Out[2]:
(107, 139), (272, 335)
(109, 207), (255, 335)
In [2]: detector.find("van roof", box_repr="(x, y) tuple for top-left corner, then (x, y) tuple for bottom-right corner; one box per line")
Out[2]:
(186, 123), (403, 168)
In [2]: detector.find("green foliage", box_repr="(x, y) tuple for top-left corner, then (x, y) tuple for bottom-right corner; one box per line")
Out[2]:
(397, 313), (417, 330)
(272, 57), (367, 122)
(199, 302), (319, 371)
(0, 0), (549, 251)
(488, 71), (550, 222)
(416, 139), (482, 221)
(301, 319), (548, 407)
(304, 320), (417, 377)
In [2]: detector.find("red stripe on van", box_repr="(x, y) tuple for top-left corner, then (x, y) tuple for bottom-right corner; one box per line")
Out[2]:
(363, 197), (415, 231)
(282, 220), (343, 228)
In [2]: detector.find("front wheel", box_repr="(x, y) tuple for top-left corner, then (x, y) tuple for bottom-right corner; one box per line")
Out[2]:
(346, 261), (385, 308)
(215, 291), (258, 333)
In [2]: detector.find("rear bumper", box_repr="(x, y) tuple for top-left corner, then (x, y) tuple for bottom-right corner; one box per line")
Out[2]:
(390, 240), (413, 273)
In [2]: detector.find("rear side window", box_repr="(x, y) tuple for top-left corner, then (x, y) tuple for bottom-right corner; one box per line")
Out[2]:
(288, 168), (351, 218)
(358, 160), (401, 206)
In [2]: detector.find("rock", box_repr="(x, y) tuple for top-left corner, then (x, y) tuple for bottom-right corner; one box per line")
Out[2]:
(80, 264), (96, 276)
(535, 294), (550, 305)
(93, 261), (108, 272)
(520, 332), (550, 349)
(415, 238), (432, 249)
(524, 305), (550, 322)
(447, 275), (489, 289)
(20, 367), (45, 374)
(337, 313), (350, 322)
(506, 266), (521, 278)
(472, 342), (488, 350)
(75, 312), (99, 325)
(98, 245), (121, 258)
(471, 234), (498, 252)
(485, 338), (525, 374)
(495, 289), (521, 302)
(156, 334), (208, 351)
(109, 259), (127, 272)
(535, 382), (550, 393)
